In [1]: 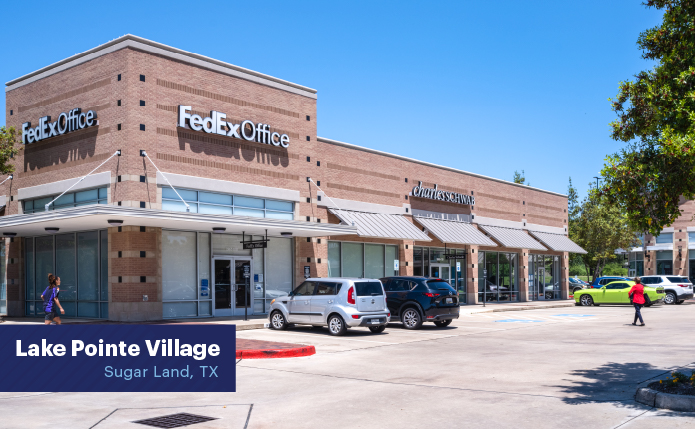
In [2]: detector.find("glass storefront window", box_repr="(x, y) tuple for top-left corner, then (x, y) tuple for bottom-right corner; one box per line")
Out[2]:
(655, 233), (673, 244)
(162, 187), (294, 220)
(629, 252), (644, 277)
(656, 250), (673, 275)
(24, 232), (108, 318)
(529, 254), (561, 300)
(479, 251), (519, 303)
(327, 241), (398, 278)
(413, 246), (423, 276)
(23, 187), (107, 214)
(0, 241), (5, 315)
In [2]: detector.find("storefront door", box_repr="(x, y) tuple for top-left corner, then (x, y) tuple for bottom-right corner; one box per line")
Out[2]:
(430, 264), (450, 282)
(213, 257), (253, 317)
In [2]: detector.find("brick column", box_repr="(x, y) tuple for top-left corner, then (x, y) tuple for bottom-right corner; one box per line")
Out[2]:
(295, 236), (327, 286)
(109, 226), (162, 321)
(467, 245), (479, 304)
(561, 252), (570, 299)
(400, 241), (414, 275)
(518, 249), (530, 302)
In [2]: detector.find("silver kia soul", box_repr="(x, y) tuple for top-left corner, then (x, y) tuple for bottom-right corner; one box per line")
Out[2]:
(268, 278), (390, 336)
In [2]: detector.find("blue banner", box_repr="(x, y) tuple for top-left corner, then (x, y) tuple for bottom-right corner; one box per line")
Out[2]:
(0, 325), (236, 392)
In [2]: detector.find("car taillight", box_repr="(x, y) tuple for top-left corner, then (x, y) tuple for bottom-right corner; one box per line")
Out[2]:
(423, 292), (440, 298)
(351, 315), (359, 319)
(347, 286), (355, 305)
(678, 284), (689, 288)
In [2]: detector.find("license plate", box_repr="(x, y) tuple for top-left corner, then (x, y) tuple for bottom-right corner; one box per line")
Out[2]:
(446, 298), (453, 304)
(369, 319), (383, 324)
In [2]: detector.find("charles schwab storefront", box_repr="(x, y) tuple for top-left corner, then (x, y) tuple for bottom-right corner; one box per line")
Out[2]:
(0, 35), (585, 320)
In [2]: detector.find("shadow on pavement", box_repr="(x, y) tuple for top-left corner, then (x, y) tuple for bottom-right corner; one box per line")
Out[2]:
(556, 361), (682, 411)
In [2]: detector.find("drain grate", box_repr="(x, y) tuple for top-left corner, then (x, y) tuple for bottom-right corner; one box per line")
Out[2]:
(133, 413), (218, 428)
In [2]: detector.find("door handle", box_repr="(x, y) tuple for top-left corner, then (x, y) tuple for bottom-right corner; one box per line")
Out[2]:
(305, 301), (309, 305)
(328, 300), (334, 304)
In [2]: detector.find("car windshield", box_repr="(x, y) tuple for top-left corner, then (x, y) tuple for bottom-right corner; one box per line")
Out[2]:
(667, 277), (690, 283)
(426, 280), (455, 291)
(354, 282), (384, 296)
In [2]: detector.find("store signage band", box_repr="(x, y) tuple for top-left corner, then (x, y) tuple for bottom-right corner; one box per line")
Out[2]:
(242, 241), (267, 249)
(411, 182), (475, 205)
(22, 108), (97, 144)
(178, 106), (289, 148)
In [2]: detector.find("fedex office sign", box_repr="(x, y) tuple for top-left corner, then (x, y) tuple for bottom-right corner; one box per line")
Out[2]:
(22, 108), (97, 144)
(178, 105), (289, 148)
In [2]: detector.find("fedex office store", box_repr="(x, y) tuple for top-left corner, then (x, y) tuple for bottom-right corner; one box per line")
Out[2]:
(11, 184), (356, 321)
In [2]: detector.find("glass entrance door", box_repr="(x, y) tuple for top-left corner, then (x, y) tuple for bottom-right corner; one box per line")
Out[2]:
(213, 257), (253, 316)
(430, 264), (450, 282)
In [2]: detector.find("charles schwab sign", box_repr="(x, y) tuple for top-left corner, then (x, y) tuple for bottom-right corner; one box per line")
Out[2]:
(22, 108), (97, 144)
(412, 181), (475, 205)
(178, 106), (289, 148)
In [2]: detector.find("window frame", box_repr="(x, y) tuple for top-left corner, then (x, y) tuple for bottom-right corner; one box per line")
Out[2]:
(161, 187), (294, 219)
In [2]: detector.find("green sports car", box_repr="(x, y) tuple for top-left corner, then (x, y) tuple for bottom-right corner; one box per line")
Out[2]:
(574, 280), (665, 307)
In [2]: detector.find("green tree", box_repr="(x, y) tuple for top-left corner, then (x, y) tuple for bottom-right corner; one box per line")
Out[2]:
(513, 169), (529, 186)
(572, 186), (639, 281)
(0, 126), (21, 174)
(567, 178), (583, 269)
(602, 1), (695, 236)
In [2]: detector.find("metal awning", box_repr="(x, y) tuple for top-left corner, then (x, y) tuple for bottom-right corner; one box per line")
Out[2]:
(646, 243), (674, 251)
(477, 224), (547, 250)
(414, 217), (496, 246)
(528, 230), (587, 254)
(0, 205), (358, 238)
(329, 209), (430, 241)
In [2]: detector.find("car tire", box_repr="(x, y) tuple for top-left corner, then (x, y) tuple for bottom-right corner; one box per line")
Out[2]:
(434, 319), (452, 328)
(369, 325), (386, 333)
(327, 314), (347, 336)
(579, 294), (594, 306)
(270, 311), (289, 330)
(676, 300), (684, 305)
(545, 292), (554, 300)
(664, 292), (677, 305)
(401, 307), (423, 330)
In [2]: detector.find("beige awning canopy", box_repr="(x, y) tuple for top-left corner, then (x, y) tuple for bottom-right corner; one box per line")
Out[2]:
(477, 224), (547, 251)
(414, 217), (496, 246)
(329, 209), (431, 241)
(528, 230), (587, 254)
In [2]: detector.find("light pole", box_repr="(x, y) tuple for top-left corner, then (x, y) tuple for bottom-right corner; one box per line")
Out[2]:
(593, 176), (602, 189)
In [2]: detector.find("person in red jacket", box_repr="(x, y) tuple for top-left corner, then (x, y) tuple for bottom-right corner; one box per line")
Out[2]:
(628, 277), (646, 326)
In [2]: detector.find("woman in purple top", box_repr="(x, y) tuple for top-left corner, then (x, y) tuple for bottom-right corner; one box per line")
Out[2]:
(41, 274), (64, 325)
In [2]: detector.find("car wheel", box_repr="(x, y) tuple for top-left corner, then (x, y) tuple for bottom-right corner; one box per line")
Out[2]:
(401, 308), (423, 330)
(369, 325), (386, 333)
(545, 292), (554, 300)
(434, 319), (452, 328)
(664, 292), (677, 305)
(327, 314), (347, 336)
(580, 294), (594, 306)
(270, 311), (288, 330)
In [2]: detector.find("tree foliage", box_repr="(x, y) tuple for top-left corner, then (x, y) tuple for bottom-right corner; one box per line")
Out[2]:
(602, 0), (695, 236)
(512, 169), (528, 185)
(0, 126), (21, 175)
(571, 186), (639, 280)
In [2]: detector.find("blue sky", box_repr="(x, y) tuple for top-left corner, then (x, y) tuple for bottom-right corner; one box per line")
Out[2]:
(1, 1), (663, 199)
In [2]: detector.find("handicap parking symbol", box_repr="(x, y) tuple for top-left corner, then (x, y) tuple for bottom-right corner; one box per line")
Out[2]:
(495, 319), (543, 323)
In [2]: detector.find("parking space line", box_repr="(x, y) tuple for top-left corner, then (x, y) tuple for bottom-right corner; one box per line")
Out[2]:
(243, 330), (394, 344)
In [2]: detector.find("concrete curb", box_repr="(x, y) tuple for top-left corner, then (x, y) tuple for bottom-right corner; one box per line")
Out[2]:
(236, 345), (316, 359)
(635, 387), (695, 412)
(236, 323), (267, 331)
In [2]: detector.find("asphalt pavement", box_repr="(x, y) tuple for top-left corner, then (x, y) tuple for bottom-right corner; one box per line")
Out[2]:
(2, 302), (695, 428)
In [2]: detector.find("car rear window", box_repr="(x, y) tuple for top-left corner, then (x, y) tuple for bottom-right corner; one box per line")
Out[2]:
(426, 280), (455, 291)
(667, 277), (690, 284)
(354, 282), (384, 296)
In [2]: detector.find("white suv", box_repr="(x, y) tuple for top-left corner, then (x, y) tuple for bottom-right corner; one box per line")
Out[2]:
(268, 278), (391, 336)
(640, 276), (694, 305)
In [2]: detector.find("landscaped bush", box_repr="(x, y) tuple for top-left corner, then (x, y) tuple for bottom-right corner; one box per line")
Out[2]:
(648, 371), (695, 396)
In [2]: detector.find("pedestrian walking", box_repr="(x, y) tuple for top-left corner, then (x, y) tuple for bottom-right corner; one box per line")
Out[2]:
(629, 277), (645, 326)
(41, 274), (64, 325)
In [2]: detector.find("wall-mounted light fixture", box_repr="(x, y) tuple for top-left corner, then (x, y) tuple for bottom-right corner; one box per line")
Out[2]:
(108, 219), (123, 226)
(45, 227), (59, 234)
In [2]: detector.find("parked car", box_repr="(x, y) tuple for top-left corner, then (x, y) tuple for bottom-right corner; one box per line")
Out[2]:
(568, 278), (586, 294)
(268, 278), (390, 336)
(574, 280), (664, 306)
(639, 275), (694, 305)
(380, 277), (460, 329)
(589, 276), (630, 288)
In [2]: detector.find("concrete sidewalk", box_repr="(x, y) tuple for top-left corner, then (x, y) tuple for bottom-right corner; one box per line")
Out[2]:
(0, 300), (575, 329)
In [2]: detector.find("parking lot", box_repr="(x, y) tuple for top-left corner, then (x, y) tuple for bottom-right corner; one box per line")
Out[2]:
(2, 303), (695, 428)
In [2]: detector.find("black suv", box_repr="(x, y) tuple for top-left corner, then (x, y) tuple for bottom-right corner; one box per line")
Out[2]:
(380, 276), (460, 329)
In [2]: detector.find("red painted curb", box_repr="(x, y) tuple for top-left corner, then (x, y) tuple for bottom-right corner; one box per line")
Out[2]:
(236, 345), (316, 359)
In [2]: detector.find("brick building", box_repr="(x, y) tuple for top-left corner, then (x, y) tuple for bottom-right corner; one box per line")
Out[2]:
(0, 35), (585, 320)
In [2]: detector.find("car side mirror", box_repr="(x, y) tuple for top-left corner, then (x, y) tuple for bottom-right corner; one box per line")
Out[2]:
(601, 286), (606, 290)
